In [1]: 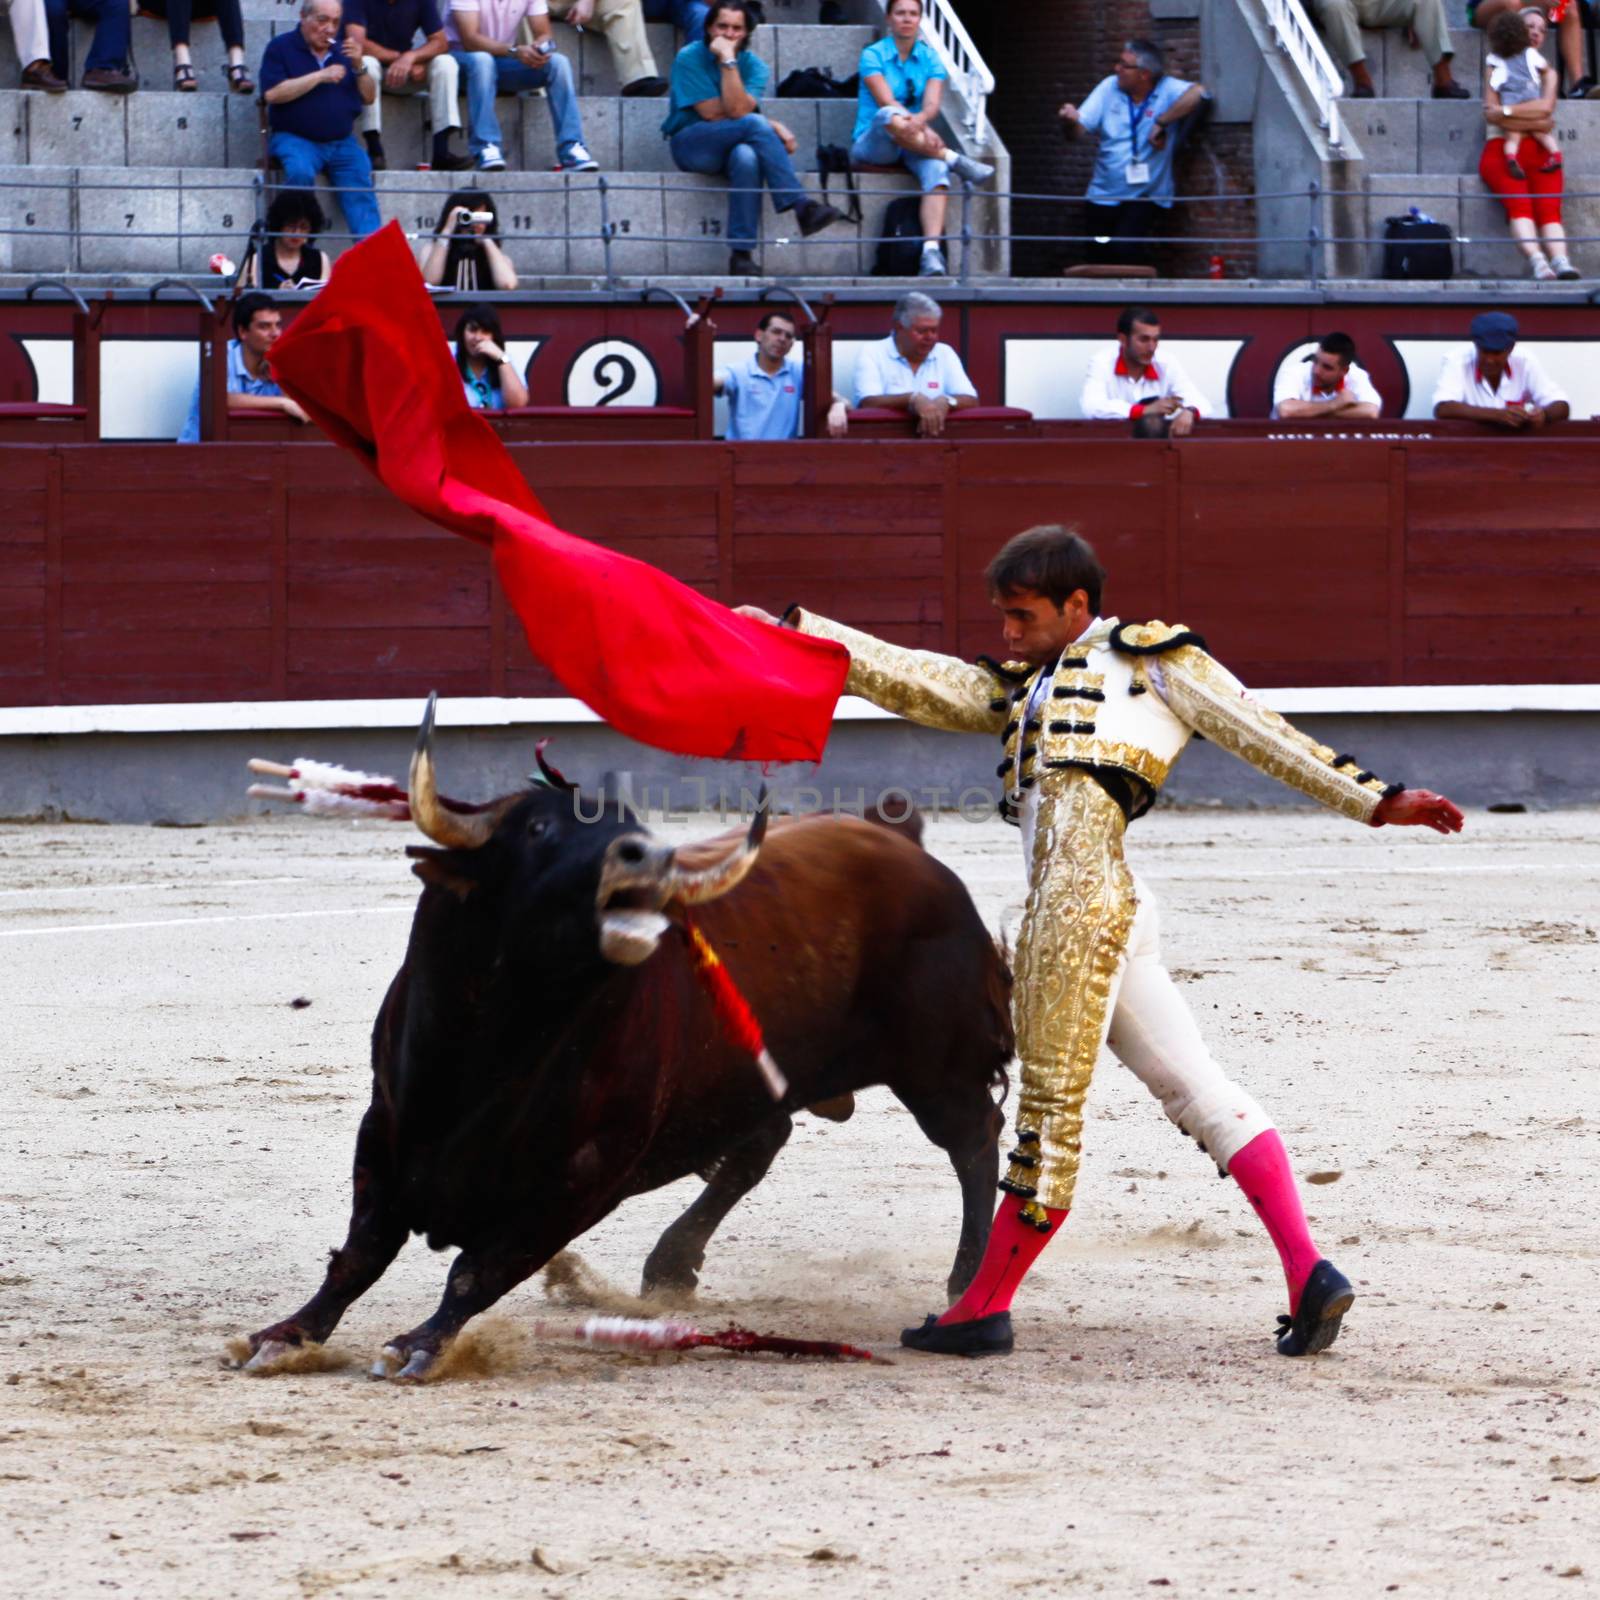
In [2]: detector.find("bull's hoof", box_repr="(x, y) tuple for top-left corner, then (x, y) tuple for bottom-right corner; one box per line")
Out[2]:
(244, 1338), (295, 1373)
(640, 1255), (700, 1301)
(371, 1342), (438, 1383)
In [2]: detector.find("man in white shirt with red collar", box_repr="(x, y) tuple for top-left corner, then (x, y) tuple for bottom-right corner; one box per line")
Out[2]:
(1079, 305), (1209, 435)
(1272, 331), (1381, 420)
(1432, 311), (1569, 430)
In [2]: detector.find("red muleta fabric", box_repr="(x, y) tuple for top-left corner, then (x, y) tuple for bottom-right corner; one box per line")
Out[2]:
(267, 222), (848, 763)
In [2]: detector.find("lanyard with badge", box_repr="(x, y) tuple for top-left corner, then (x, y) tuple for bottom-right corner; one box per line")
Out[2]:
(1124, 90), (1154, 186)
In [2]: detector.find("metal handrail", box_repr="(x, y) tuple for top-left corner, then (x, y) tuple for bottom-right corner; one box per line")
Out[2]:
(1260, 0), (1346, 153)
(868, 0), (994, 146)
(758, 283), (818, 321)
(23, 279), (91, 314)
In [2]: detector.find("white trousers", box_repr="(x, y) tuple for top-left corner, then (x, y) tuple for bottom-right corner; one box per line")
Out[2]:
(5, 0), (50, 69)
(1104, 873), (1275, 1171)
(359, 53), (462, 136)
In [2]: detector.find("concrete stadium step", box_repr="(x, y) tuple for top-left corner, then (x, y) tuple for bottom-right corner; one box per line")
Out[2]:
(1340, 95), (1600, 174)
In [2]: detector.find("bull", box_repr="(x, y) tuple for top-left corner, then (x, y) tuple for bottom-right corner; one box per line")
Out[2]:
(239, 699), (1013, 1380)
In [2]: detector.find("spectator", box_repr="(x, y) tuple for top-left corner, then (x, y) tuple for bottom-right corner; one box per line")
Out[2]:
(850, 0), (994, 279)
(178, 293), (309, 443)
(1477, 8), (1579, 279)
(1432, 310), (1568, 429)
(1486, 8), (1560, 177)
(1306, 0), (1468, 99)
(447, 0), (599, 174)
(8, 0), (67, 89)
(345, 0), (470, 171)
(663, 1), (844, 276)
(852, 289), (977, 438)
(142, 0), (254, 93)
(452, 304), (530, 409)
(1470, 0), (1595, 100)
(43, 0), (136, 91)
(643, 0), (707, 41)
(1080, 306), (1208, 435)
(1058, 39), (1206, 268)
(243, 189), (332, 288)
(549, 0), (666, 96)
(261, 0), (382, 241)
(714, 309), (848, 439)
(1272, 332), (1381, 420)
(421, 189), (518, 288)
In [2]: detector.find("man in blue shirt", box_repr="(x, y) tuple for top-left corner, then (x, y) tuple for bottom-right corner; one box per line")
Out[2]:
(714, 310), (848, 439)
(178, 294), (310, 443)
(663, 0), (842, 275)
(345, 0), (471, 171)
(260, 0), (382, 241)
(1058, 37), (1207, 269)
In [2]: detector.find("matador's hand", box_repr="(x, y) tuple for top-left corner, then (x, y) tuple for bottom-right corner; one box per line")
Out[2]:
(734, 603), (780, 625)
(1372, 788), (1465, 833)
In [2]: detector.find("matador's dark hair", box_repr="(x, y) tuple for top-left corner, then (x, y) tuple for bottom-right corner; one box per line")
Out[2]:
(985, 525), (1105, 615)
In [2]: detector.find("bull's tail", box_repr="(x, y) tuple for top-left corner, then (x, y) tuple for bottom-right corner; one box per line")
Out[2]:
(986, 933), (1015, 1105)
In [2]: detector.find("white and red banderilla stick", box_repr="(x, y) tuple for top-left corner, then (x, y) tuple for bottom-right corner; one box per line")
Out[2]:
(246, 758), (412, 820)
(537, 1315), (881, 1363)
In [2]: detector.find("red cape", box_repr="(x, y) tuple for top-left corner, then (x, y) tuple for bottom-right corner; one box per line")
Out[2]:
(268, 222), (847, 763)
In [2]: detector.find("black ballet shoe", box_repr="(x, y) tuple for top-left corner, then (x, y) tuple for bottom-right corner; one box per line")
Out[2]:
(1275, 1260), (1355, 1357)
(900, 1311), (1014, 1357)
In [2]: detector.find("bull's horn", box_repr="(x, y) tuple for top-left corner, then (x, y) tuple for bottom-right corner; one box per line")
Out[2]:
(666, 787), (769, 906)
(532, 738), (575, 793)
(408, 692), (498, 851)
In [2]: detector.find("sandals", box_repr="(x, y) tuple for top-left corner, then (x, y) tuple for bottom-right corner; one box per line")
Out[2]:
(227, 62), (255, 94)
(174, 62), (197, 91)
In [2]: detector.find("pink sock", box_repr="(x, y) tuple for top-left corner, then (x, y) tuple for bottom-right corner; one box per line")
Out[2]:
(939, 1193), (1067, 1324)
(1229, 1128), (1323, 1312)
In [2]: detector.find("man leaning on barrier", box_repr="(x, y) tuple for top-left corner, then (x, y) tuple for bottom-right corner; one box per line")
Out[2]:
(1431, 309), (1569, 430)
(852, 290), (978, 438)
(714, 309), (850, 440)
(178, 293), (311, 443)
(1272, 332), (1382, 421)
(1080, 306), (1209, 437)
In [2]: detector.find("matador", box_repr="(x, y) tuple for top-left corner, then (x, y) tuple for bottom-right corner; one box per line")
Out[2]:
(742, 526), (1464, 1358)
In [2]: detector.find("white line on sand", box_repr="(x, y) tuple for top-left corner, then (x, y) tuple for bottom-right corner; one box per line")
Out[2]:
(0, 876), (308, 900)
(0, 906), (415, 940)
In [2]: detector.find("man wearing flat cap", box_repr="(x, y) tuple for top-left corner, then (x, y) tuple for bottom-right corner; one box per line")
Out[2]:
(1432, 311), (1568, 429)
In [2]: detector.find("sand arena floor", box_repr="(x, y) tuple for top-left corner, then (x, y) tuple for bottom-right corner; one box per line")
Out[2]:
(2, 802), (1598, 1598)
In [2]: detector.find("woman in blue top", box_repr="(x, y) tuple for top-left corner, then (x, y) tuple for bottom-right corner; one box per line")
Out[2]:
(663, 0), (845, 275)
(851, 0), (994, 277)
(452, 305), (529, 412)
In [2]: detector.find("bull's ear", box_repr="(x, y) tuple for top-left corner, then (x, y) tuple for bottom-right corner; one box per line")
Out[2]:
(406, 845), (480, 901)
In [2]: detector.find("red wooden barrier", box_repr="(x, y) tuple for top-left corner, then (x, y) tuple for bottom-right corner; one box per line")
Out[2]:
(2, 436), (1597, 709)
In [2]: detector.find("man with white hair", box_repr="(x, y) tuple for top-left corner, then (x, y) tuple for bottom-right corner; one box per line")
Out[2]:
(852, 290), (978, 438)
(260, 0), (382, 238)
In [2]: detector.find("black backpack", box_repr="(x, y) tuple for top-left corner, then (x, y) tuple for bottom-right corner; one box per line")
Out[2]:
(816, 143), (862, 223)
(872, 194), (924, 277)
(777, 65), (859, 98)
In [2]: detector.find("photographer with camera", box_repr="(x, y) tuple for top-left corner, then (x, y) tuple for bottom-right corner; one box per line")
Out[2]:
(421, 189), (519, 288)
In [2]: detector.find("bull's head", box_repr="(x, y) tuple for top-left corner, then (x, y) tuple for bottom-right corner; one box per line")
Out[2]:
(406, 694), (767, 966)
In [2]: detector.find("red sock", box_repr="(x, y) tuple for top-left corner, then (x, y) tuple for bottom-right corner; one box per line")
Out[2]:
(938, 1192), (1066, 1324)
(1229, 1128), (1322, 1313)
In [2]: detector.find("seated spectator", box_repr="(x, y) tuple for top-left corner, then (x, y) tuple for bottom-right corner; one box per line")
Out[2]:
(850, 0), (994, 279)
(643, 0), (707, 41)
(852, 289), (977, 438)
(261, 0), (382, 241)
(549, 0), (665, 96)
(1273, 332), (1381, 420)
(1470, 0), (1595, 100)
(9, 0), (67, 89)
(447, 0), (599, 174)
(43, 0), (136, 91)
(1080, 306), (1208, 435)
(663, 1), (844, 276)
(178, 293), (310, 442)
(1487, 8), (1560, 178)
(714, 310), (848, 439)
(345, 0), (470, 171)
(1306, 0), (1468, 99)
(1432, 310), (1568, 429)
(1058, 39), (1207, 269)
(243, 189), (332, 287)
(1478, 7), (1580, 278)
(453, 305), (530, 409)
(421, 189), (518, 289)
(142, 0), (253, 93)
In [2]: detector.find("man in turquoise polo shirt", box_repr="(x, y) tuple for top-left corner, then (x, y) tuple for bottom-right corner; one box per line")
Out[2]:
(177, 294), (310, 442)
(714, 309), (848, 439)
(1059, 37), (1208, 269)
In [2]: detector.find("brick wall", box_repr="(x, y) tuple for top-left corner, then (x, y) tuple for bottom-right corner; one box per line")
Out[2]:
(964, 2), (1258, 278)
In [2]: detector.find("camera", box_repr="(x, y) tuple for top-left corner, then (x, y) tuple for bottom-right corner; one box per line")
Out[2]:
(462, 211), (495, 226)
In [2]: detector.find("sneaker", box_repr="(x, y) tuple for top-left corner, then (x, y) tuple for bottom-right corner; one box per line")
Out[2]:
(477, 143), (507, 172)
(1532, 255), (1558, 281)
(946, 151), (995, 184)
(1550, 254), (1582, 280)
(918, 243), (947, 276)
(562, 142), (600, 172)
(81, 66), (137, 92)
(794, 198), (844, 236)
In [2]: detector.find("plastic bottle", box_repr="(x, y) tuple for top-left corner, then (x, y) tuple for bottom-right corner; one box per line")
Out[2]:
(1208, 254), (1225, 280)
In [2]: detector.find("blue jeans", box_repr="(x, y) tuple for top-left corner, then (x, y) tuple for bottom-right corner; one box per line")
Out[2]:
(44, 0), (130, 76)
(670, 114), (805, 251)
(644, 0), (709, 37)
(452, 48), (585, 162)
(850, 103), (949, 193)
(268, 132), (382, 239)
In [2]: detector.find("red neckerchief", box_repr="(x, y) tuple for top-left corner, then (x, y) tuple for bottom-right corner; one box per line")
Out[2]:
(1115, 355), (1160, 382)
(1312, 375), (1345, 397)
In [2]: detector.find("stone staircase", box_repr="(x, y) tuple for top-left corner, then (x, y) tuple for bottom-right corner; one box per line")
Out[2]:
(0, 0), (1009, 281)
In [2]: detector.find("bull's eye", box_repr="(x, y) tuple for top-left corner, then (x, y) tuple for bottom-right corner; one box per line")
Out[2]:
(527, 818), (550, 840)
